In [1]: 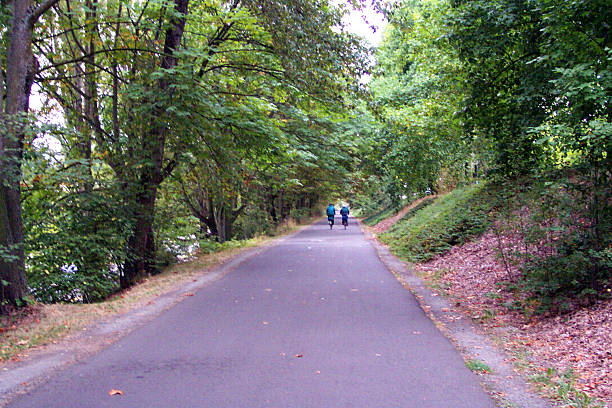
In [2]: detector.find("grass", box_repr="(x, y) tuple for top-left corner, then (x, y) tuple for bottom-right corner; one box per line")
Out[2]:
(0, 219), (311, 362)
(380, 183), (495, 263)
(465, 358), (492, 374)
(398, 196), (436, 222)
(361, 205), (404, 226)
(530, 368), (606, 408)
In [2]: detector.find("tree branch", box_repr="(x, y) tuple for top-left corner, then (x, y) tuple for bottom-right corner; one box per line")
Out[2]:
(28, 0), (61, 28)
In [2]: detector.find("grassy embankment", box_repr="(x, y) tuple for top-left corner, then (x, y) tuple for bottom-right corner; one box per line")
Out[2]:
(378, 183), (493, 262)
(367, 180), (610, 407)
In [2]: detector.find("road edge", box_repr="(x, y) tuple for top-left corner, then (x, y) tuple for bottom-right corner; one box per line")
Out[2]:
(358, 220), (552, 408)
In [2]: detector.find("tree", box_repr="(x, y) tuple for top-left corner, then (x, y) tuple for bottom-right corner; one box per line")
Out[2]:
(362, 0), (470, 206)
(1, 0), (60, 308)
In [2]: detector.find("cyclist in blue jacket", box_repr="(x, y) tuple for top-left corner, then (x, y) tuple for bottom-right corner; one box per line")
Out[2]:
(326, 204), (335, 229)
(340, 205), (349, 229)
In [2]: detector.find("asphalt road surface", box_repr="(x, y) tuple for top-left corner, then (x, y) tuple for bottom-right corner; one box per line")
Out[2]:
(8, 218), (497, 407)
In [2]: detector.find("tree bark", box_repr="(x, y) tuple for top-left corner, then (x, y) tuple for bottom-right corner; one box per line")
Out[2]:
(121, 0), (189, 288)
(121, 183), (158, 288)
(1, 0), (55, 307)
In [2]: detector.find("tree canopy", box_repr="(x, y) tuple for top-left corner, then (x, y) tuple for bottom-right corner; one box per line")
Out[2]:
(1, 0), (609, 308)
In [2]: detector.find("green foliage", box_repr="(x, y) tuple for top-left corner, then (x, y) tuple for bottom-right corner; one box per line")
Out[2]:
(380, 183), (493, 262)
(365, 0), (473, 203)
(197, 238), (251, 255)
(2, 0), (370, 305)
(399, 197), (436, 222)
(360, 196), (435, 227)
(232, 205), (275, 240)
(289, 207), (315, 224)
(444, 0), (611, 177)
(351, 173), (402, 219)
(22, 147), (129, 303)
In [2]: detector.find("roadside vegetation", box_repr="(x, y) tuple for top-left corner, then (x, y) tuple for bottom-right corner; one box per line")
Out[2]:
(379, 184), (492, 262)
(1, 0), (368, 310)
(367, 179), (610, 405)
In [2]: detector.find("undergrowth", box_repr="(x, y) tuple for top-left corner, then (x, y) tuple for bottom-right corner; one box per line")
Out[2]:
(492, 173), (611, 314)
(381, 173), (610, 315)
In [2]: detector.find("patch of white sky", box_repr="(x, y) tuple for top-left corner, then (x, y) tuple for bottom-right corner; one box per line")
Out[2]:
(339, 1), (387, 48)
(333, 0), (387, 83)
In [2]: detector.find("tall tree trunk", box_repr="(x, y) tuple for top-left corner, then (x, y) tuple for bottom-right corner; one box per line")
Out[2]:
(215, 206), (228, 243)
(121, 0), (189, 288)
(1, 0), (36, 307)
(121, 182), (158, 288)
(0, 0), (60, 308)
(213, 198), (244, 243)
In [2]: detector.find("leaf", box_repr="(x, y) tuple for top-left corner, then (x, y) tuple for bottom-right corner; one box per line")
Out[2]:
(108, 389), (123, 396)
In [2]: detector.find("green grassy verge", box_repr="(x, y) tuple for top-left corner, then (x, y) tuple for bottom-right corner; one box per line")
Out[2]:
(361, 206), (403, 226)
(465, 358), (492, 374)
(380, 183), (495, 262)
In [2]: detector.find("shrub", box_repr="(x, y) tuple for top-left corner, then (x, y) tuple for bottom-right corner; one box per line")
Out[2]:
(24, 191), (128, 303)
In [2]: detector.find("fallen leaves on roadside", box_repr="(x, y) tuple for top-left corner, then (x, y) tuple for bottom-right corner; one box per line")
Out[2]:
(183, 293), (195, 297)
(108, 389), (123, 396)
(295, 354), (304, 358)
(414, 231), (612, 405)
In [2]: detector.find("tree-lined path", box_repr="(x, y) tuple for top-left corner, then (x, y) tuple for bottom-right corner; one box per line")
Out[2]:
(8, 219), (495, 407)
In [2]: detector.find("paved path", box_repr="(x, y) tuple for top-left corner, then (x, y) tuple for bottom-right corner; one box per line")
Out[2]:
(8, 218), (496, 407)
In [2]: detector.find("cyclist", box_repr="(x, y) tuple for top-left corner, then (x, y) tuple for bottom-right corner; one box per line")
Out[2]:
(326, 203), (335, 229)
(340, 205), (349, 229)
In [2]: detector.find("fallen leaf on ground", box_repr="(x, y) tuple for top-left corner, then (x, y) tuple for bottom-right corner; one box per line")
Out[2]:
(109, 389), (123, 396)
